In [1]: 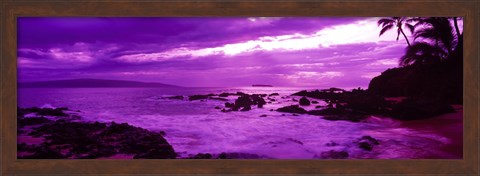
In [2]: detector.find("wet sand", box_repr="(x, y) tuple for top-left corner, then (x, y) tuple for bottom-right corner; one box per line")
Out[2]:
(400, 105), (463, 159)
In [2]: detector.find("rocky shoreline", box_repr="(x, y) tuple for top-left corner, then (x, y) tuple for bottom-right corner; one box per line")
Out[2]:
(17, 87), (458, 159)
(17, 106), (388, 159)
(169, 87), (456, 122)
(18, 107), (176, 159)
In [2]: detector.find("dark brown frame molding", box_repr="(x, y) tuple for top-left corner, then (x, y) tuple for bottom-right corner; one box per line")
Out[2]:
(1, 0), (479, 175)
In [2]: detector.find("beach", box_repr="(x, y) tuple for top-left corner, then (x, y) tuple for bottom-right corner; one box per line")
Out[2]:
(17, 87), (463, 159)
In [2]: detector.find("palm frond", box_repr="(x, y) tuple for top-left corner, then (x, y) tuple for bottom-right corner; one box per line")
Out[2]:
(406, 17), (423, 23)
(399, 41), (446, 66)
(379, 24), (394, 36)
(377, 18), (394, 27)
(413, 28), (437, 40)
(405, 23), (415, 34)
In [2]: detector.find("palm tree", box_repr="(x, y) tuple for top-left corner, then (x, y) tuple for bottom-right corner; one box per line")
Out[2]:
(452, 17), (462, 41)
(377, 17), (415, 47)
(399, 17), (459, 66)
(413, 17), (455, 56)
(399, 42), (446, 66)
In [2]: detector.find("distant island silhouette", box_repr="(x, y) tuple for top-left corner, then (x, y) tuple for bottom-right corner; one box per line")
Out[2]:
(18, 78), (180, 88)
(252, 84), (273, 87)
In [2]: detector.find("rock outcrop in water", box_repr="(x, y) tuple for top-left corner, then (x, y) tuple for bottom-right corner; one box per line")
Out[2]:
(276, 105), (307, 114)
(299, 97), (310, 106)
(307, 108), (368, 122)
(290, 87), (455, 121)
(217, 93), (267, 112)
(188, 95), (209, 101)
(368, 61), (462, 104)
(17, 107), (176, 159)
(183, 152), (269, 159)
(356, 136), (380, 151)
(318, 150), (349, 159)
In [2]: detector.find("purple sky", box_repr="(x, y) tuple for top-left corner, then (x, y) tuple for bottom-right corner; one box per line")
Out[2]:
(17, 17), (461, 88)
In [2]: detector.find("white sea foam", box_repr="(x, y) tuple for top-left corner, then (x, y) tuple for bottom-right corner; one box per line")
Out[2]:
(18, 87), (457, 159)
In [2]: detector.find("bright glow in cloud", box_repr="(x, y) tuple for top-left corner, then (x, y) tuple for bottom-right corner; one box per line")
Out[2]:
(115, 18), (404, 63)
(19, 17), (421, 87)
(361, 72), (381, 79)
(49, 48), (93, 62)
(367, 58), (398, 66)
(287, 71), (344, 79)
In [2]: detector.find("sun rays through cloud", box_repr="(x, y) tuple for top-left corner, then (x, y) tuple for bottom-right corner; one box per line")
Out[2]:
(17, 17), (439, 88)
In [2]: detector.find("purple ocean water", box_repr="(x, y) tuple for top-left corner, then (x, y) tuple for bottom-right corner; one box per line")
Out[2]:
(18, 87), (461, 159)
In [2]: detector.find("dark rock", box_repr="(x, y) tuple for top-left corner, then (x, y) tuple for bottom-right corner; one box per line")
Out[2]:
(133, 147), (176, 159)
(209, 97), (228, 101)
(320, 150), (349, 159)
(26, 107), (68, 117)
(360, 136), (380, 145)
(368, 61), (463, 104)
(58, 107), (69, 111)
(251, 94), (267, 108)
(311, 101), (319, 104)
(18, 116), (52, 127)
(292, 98), (298, 102)
(216, 152), (264, 159)
(166, 95), (184, 100)
(389, 98), (455, 120)
(231, 106), (239, 111)
(236, 92), (247, 96)
(292, 88), (346, 100)
(240, 106), (251, 111)
(358, 142), (373, 151)
(253, 94), (267, 98)
(321, 87), (346, 93)
(269, 93), (280, 96)
(299, 97), (311, 106)
(18, 117), (176, 159)
(292, 90), (308, 96)
(18, 145), (65, 159)
(315, 105), (323, 109)
(214, 106), (221, 109)
(260, 114), (267, 117)
(357, 136), (380, 151)
(235, 95), (253, 110)
(276, 105), (307, 114)
(221, 108), (232, 113)
(308, 108), (368, 122)
(326, 102), (334, 108)
(188, 153), (212, 159)
(188, 95), (209, 101)
(307, 108), (344, 116)
(225, 102), (234, 108)
(323, 114), (368, 122)
(219, 93), (230, 97)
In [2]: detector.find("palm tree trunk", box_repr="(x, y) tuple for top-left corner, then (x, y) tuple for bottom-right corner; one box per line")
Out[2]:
(453, 17), (461, 40)
(400, 29), (411, 47)
(453, 17), (463, 58)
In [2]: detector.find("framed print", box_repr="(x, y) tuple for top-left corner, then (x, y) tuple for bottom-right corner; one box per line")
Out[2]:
(1, 0), (479, 175)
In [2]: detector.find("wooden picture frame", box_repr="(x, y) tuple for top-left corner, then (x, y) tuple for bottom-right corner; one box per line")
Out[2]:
(1, 0), (478, 175)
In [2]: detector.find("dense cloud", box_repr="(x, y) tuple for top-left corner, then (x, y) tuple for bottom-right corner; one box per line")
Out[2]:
(18, 17), (411, 88)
